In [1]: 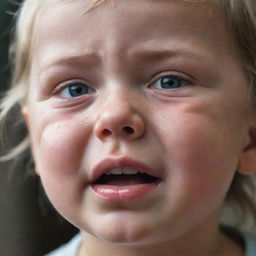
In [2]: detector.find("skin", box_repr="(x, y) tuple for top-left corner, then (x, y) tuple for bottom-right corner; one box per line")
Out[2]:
(23, 0), (256, 255)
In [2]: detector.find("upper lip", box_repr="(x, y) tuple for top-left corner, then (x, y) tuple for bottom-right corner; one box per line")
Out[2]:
(90, 157), (160, 184)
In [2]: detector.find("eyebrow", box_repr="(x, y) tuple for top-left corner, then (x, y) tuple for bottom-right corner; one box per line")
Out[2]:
(39, 52), (102, 74)
(38, 47), (212, 77)
(128, 47), (212, 64)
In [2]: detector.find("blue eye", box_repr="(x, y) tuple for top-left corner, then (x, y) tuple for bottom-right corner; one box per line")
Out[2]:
(60, 82), (95, 98)
(152, 75), (190, 90)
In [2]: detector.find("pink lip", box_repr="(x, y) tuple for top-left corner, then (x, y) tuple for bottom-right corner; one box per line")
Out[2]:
(89, 157), (160, 184)
(89, 157), (162, 201)
(90, 183), (160, 201)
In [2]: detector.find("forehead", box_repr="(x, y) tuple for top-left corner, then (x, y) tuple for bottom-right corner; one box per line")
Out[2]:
(35, 0), (219, 37)
(32, 0), (233, 73)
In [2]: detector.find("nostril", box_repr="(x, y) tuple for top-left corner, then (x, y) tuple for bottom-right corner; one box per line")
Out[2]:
(103, 129), (112, 136)
(123, 126), (134, 134)
(101, 127), (134, 137)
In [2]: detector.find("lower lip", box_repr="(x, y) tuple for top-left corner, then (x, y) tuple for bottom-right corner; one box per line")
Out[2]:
(90, 183), (159, 201)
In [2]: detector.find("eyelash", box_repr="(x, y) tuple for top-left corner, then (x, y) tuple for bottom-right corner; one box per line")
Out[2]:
(56, 81), (95, 98)
(54, 72), (193, 99)
(149, 73), (193, 90)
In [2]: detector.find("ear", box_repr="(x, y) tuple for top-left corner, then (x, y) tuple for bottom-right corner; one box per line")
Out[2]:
(21, 105), (30, 131)
(21, 105), (40, 176)
(237, 126), (256, 175)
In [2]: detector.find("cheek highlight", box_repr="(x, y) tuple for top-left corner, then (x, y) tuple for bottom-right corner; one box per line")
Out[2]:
(35, 121), (91, 176)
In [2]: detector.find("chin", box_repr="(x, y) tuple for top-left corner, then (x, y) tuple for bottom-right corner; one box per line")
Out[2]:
(90, 216), (154, 246)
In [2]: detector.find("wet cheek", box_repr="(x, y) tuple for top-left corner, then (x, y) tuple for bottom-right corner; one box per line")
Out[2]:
(34, 121), (91, 176)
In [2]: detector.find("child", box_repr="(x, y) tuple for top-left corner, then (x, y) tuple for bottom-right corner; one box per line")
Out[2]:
(1, 0), (256, 255)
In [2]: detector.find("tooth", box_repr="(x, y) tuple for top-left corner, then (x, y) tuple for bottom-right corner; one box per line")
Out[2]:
(106, 168), (140, 175)
(110, 168), (122, 175)
(122, 168), (139, 175)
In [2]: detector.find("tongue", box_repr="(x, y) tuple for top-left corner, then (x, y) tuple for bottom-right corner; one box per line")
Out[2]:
(97, 174), (157, 186)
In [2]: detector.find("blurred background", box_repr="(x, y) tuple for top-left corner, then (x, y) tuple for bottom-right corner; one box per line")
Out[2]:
(0, 1), (78, 255)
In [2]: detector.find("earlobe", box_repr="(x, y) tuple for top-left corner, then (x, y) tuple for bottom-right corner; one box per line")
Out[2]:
(237, 127), (256, 175)
(34, 166), (40, 176)
(237, 151), (256, 175)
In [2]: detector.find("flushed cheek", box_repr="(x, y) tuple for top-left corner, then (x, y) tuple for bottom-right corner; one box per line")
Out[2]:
(160, 114), (241, 203)
(34, 120), (92, 176)
(157, 128), (236, 233)
(32, 119), (94, 220)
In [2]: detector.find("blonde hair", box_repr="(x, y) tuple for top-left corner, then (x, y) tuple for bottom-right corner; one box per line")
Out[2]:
(1, 0), (256, 223)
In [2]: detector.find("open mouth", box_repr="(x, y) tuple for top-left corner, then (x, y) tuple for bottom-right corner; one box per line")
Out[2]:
(94, 168), (159, 186)
(90, 160), (162, 201)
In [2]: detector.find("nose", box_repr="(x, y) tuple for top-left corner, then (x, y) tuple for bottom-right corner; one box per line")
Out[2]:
(94, 96), (145, 141)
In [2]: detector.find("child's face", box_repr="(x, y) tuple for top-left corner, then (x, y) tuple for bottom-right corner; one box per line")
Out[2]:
(24, 0), (254, 247)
